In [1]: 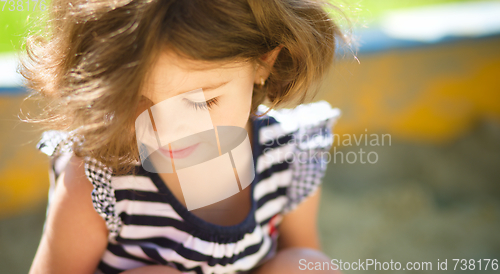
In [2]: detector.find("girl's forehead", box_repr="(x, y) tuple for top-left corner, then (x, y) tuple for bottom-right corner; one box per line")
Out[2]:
(143, 49), (255, 99)
(152, 49), (255, 75)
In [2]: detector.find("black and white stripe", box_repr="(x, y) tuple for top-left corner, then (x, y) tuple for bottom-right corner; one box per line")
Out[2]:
(38, 101), (340, 274)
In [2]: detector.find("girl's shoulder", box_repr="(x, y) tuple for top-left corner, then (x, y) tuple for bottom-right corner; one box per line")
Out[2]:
(254, 101), (341, 214)
(36, 130), (121, 242)
(255, 100), (341, 135)
(36, 130), (75, 157)
(254, 100), (341, 156)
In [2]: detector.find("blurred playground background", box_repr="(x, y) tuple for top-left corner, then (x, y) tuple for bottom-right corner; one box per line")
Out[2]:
(1, 0), (500, 273)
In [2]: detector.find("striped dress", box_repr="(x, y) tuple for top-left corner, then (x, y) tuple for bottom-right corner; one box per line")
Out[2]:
(37, 101), (340, 274)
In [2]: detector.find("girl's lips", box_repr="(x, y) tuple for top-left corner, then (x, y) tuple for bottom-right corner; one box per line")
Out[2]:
(159, 143), (200, 159)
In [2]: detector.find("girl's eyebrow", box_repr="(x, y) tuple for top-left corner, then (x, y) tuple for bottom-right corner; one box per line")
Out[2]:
(174, 80), (230, 96)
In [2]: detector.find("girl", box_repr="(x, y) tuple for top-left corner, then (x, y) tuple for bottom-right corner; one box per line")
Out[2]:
(22, 0), (344, 273)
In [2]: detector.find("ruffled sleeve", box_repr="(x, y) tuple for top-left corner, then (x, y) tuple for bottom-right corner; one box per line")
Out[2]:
(36, 130), (73, 157)
(36, 130), (122, 242)
(267, 101), (341, 214)
(83, 156), (122, 242)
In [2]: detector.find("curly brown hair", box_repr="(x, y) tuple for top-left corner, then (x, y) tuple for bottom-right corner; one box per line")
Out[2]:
(20, 0), (346, 173)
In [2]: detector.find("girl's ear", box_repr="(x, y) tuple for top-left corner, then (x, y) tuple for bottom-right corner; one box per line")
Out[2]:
(262, 45), (283, 67)
(254, 45), (284, 84)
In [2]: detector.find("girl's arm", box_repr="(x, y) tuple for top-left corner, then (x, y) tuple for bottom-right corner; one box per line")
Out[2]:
(29, 155), (109, 274)
(277, 186), (322, 250)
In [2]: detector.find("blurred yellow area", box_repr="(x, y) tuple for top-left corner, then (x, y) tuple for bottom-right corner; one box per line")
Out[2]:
(318, 36), (500, 144)
(0, 98), (49, 218)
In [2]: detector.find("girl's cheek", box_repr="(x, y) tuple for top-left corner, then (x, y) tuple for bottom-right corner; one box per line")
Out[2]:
(216, 96), (250, 127)
(209, 111), (235, 128)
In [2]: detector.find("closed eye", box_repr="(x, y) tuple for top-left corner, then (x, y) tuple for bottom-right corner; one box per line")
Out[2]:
(183, 97), (219, 111)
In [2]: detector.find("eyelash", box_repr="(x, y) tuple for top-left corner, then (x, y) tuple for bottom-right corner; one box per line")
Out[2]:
(185, 97), (219, 111)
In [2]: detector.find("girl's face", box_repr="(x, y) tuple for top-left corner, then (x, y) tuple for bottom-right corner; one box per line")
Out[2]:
(139, 49), (259, 131)
(134, 47), (280, 172)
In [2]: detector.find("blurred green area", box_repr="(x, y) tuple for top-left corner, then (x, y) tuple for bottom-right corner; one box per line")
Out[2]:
(0, 0), (48, 53)
(0, 0), (489, 53)
(353, 0), (486, 18)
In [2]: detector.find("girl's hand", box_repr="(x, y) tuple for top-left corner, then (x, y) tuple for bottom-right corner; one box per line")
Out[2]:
(120, 265), (183, 274)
